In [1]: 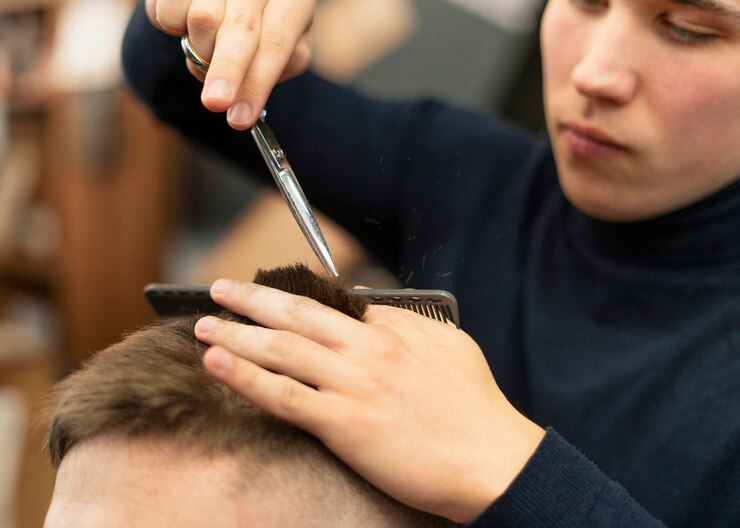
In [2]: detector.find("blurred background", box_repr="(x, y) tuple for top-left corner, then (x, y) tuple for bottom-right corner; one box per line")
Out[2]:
(0, 0), (545, 526)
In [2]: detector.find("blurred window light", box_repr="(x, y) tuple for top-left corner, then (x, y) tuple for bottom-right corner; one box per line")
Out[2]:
(49, 0), (130, 92)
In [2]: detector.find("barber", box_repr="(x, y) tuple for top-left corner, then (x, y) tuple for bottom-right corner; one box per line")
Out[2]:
(124, 1), (740, 526)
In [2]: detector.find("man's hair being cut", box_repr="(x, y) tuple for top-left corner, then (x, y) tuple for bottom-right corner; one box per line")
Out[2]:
(46, 264), (454, 528)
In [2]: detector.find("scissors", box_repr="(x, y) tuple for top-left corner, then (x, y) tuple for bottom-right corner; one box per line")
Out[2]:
(181, 35), (339, 278)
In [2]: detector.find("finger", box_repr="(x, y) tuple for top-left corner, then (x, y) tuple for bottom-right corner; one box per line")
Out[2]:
(361, 304), (423, 332)
(185, 59), (207, 82)
(277, 30), (312, 82)
(227, 0), (314, 128)
(145, 0), (162, 30)
(209, 279), (371, 350)
(195, 317), (351, 389)
(181, 0), (225, 84)
(201, 0), (266, 114)
(203, 346), (336, 434)
(185, 0), (225, 62)
(154, 0), (190, 35)
(362, 303), (408, 322)
(185, 0), (223, 92)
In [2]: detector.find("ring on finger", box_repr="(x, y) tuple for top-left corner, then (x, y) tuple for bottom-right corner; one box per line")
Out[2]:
(181, 34), (210, 73)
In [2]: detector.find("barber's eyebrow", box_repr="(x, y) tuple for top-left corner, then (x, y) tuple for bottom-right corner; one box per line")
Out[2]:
(669, 0), (740, 19)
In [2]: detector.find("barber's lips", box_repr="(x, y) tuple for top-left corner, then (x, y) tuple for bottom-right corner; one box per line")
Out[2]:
(560, 123), (629, 159)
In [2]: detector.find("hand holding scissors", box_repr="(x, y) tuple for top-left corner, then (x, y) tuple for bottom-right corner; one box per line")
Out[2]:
(145, 0), (315, 129)
(180, 32), (338, 278)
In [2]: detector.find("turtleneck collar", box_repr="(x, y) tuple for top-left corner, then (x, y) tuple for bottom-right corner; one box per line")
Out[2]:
(567, 177), (740, 271)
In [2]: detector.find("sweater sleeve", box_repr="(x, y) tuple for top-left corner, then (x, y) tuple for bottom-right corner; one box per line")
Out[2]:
(465, 429), (667, 528)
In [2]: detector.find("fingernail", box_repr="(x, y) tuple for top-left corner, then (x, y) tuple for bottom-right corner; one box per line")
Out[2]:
(207, 348), (233, 376)
(212, 279), (236, 295)
(196, 316), (218, 333)
(204, 79), (232, 100)
(227, 102), (252, 127)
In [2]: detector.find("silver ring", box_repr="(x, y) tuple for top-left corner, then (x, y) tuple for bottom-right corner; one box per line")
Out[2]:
(181, 35), (210, 74)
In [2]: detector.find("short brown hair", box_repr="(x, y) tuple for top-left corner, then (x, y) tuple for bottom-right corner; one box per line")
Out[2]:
(46, 264), (453, 527)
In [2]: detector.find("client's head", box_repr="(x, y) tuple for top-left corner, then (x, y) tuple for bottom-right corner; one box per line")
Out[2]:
(44, 264), (453, 528)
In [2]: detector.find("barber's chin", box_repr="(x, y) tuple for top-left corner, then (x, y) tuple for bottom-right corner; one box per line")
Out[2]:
(559, 178), (647, 223)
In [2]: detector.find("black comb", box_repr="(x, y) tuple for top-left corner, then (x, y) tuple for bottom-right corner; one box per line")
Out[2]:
(143, 285), (459, 328)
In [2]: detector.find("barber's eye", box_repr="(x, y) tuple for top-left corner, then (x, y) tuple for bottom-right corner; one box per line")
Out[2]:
(660, 18), (719, 45)
(570, 0), (608, 9)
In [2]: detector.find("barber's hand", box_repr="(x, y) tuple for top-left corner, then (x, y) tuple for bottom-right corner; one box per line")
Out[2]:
(195, 280), (545, 523)
(144, 0), (315, 129)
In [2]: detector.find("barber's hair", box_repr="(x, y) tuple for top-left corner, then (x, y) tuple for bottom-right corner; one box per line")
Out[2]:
(46, 264), (454, 528)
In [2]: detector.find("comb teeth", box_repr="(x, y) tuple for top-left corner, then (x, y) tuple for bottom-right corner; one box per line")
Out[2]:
(354, 289), (460, 328)
(402, 301), (454, 325)
(408, 303), (444, 323)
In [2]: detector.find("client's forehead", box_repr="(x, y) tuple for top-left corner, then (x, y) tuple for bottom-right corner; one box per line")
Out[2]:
(45, 436), (261, 528)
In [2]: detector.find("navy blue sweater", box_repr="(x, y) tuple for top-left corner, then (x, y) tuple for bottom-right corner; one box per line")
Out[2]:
(122, 4), (740, 526)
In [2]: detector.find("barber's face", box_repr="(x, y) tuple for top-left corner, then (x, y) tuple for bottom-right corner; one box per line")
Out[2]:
(541, 0), (740, 221)
(43, 438), (303, 528)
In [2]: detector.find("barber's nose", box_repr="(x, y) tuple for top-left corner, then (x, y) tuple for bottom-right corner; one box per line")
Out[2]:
(571, 23), (638, 106)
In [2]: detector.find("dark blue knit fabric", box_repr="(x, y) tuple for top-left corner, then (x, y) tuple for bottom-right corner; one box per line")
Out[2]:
(122, 4), (740, 526)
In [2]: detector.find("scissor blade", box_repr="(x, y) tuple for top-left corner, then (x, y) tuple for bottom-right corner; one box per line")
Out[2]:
(251, 121), (339, 278)
(180, 36), (338, 276)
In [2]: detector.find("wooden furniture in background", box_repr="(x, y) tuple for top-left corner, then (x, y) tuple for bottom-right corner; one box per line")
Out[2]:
(46, 88), (183, 364)
(0, 1), (185, 526)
